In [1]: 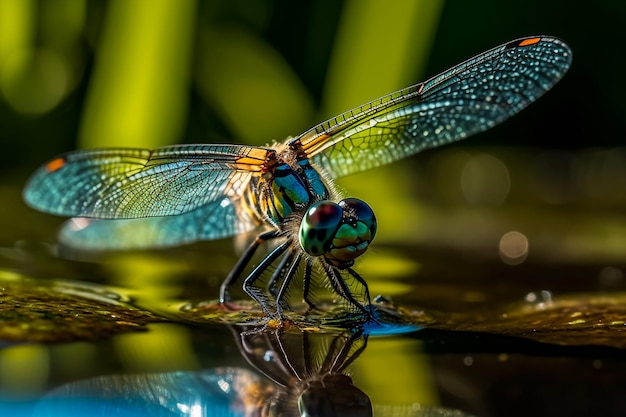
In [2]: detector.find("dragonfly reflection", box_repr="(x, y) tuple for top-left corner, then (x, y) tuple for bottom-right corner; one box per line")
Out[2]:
(23, 36), (572, 319)
(33, 325), (475, 417)
(232, 327), (371, 416)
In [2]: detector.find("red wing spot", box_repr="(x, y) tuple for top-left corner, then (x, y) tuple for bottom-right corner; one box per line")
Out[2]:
(519, 37), (541, 47)
(45, 157), (66, 173)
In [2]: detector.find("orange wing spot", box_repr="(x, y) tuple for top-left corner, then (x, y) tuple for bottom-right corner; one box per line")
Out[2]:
(519, 37), (541, 47)
(234, 156), (265, 166)
(45, 157), (66, 173)
(232, 149), (274, 171)
(227, 163), (262, 173)
(302, 133), (331, 152)
(232, 148), (275, 170)
(245, 148), (270, 160)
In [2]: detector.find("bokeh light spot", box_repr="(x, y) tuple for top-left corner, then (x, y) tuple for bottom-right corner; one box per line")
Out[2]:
(499, 230), (529, 265)
(0, 47), (69, 114)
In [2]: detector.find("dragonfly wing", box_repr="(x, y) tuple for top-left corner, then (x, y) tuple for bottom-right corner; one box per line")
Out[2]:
(23, 144), (272, 219)
(58, 196), (260, 250)
(299, 36), (572, 178)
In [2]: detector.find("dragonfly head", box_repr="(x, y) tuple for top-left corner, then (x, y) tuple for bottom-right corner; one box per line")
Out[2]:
(299, 198), (377, 269)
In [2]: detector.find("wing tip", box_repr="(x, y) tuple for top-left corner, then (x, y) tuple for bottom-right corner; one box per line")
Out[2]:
(505, 35), (569, 51)
(518, 37), (542, 47)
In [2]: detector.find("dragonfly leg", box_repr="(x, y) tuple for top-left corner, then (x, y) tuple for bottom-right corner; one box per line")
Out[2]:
(302, 261), (317, 312)
(275, 252), (303, 318)
(243, 240), (291, 317)
(325, 265), (372, 318)
(267, 250), (294, 298)
(220, 230), (280, 304)
(346, 268), (374, 316)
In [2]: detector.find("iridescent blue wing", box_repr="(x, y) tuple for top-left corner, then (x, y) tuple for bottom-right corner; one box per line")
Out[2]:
(297, 36), (572, 178)
(33, 368), (264, 417)
(58, 196), (260, 250)
(23, 145), (273, 219)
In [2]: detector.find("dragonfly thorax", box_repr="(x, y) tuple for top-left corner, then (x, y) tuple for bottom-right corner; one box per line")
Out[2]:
(252, 149), (332, 226)
(299, 198), (377, 269)
(254, 147), (378, 268)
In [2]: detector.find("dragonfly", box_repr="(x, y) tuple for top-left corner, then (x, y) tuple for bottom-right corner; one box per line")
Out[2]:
(23, 36), (572, 320)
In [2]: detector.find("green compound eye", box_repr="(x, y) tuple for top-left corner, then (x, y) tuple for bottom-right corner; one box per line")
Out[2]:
(299, 201), (343, 257)
(339, 198), (377, 239)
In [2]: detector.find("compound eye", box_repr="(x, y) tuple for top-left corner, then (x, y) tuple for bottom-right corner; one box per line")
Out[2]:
(339, 198), (377, 238)
(299, 201), (343, 257)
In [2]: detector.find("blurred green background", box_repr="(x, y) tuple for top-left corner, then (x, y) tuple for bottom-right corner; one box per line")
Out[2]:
(2, 2), (626, 413)
(3, 0), (625, 277)
(1, 0), (621, 177)
(2, 0), (625, 273)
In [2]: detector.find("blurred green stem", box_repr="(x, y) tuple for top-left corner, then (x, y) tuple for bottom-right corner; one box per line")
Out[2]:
(79, 0), (196, 149)
(322, 0), (444, 118)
